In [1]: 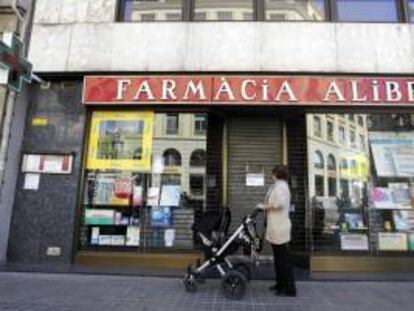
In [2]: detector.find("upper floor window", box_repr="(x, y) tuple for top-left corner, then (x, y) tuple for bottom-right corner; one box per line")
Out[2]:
(409, 0), (414, 22)
(265, 0), (326, 21)
(336, 0), (399, 22)
(194, 0), (254, 21)
(119, 0), (407, 23)
(122, 0), (183, 22)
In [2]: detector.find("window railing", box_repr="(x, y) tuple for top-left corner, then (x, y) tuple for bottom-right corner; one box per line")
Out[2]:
(119, 0), (414, 23)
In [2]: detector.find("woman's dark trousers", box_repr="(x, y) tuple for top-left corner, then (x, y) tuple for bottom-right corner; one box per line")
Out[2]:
(271, 243), (296, 296)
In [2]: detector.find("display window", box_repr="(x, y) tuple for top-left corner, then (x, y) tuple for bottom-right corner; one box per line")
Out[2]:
(308, 113), (414, 253)
(80, 111), (207, 251)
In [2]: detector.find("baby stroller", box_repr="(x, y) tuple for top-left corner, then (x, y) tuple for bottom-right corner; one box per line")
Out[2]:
(183, 208), (263, 300)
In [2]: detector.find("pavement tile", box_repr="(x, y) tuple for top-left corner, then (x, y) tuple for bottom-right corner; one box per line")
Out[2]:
(0, 272), (413, 311)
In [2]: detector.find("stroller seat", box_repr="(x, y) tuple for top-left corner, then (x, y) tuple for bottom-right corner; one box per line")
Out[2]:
(193, 208), (231, 259)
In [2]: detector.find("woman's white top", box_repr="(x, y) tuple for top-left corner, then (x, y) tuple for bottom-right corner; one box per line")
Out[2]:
(264, 179), (291, 245)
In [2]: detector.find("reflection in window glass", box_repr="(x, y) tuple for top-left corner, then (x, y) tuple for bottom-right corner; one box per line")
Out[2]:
(81, 112), (208, 251)
(358, 116), (364, 126)
(166, 113), (179, 135)
(350, 130), (356, 147)
(336, 0), (398, 22)
(265, 0), (325, 21)
(194, 0), (254, 21)
(327, 121), (334, 141)
(190, 174), (204, 196)
(409, 1), (414, 22)
(307, 113), (371, 252)
(122, 0), (183, 22)
(338, 126), (346, 144)
(194, 114), (207, 136)
(315, 175), (324, 196)
(328, 177), (337, 197)
(314, 151), (325, 169)
(340, 178), (349, 198)
(314, 116), (322, 137)
(359, 134), (366, 150)
(163, 149), (182, 166)
(190, 149), (206, 167)
(98, 121), (144, 160)
(327, 154), (336, 171)
(161, 173), (181, 186)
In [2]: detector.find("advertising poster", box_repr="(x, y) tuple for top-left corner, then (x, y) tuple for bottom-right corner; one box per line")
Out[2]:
(91, 173), (132, 206)
(340, 234), (369, 251)
(393, 210), (414, 232)
(86, 111), (154, 172)
(151, 207), (172, 227)
(126, 226), (140, 246)
(369, 132), (414, 177)
(344, 213), (365, 230)
(371, 187), (394, 208)
(378, 233), (408, 251)
(160, 185), (181, 207)
(164, 229), (176, 247)
(147, 187), (160, 206)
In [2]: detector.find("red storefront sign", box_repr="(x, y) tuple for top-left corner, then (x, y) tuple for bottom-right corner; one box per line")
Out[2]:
(83, 76), (414, 106)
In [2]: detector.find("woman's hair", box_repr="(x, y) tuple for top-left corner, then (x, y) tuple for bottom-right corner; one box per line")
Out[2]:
(272, 165), (289, 181)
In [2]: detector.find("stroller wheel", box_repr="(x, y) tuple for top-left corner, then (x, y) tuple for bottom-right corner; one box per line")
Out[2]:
(183, 274), (198, 293)
(196, 274), (206, 284)
(233, 263), (252, 282)
(221, 270), (247, 300)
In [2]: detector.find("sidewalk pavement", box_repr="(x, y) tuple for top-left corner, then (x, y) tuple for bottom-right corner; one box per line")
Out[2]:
(0, 272), (413, 311)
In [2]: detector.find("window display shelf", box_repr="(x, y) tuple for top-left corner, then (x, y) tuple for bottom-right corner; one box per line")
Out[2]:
(85, 224), (139, 227)
(369, 208), (414, 211)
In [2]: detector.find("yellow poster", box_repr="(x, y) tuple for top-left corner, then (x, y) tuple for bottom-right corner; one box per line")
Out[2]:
(86, 111), (154, 172)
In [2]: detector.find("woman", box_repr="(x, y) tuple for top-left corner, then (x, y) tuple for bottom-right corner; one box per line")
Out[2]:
(257, 165), (296, 297)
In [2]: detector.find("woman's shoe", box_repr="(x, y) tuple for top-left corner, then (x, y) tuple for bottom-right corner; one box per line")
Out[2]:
(274, 290), (285, 296)
(268, 284), (281, 291)
(284, 291), (297, 297)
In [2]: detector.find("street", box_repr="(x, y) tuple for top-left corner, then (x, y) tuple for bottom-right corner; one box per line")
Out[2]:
(0, 272), (413, 311)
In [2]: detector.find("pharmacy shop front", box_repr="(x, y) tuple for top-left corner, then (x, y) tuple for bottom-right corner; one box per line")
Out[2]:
(8, 75), (414, 274)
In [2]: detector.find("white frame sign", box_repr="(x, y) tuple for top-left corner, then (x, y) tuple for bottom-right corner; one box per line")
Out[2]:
(22, 154), (73, 174)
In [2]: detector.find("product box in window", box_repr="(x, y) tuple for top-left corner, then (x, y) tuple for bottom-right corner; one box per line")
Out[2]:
(85, 209), (115, 225)
(98, 235), (112, 246)
(111, 235), (125, 246)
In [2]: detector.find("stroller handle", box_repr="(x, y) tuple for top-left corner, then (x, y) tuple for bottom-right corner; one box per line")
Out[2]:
(249, 208), (263, 219)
